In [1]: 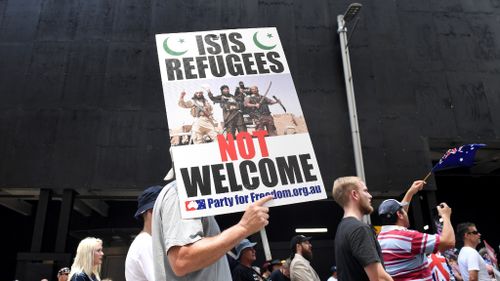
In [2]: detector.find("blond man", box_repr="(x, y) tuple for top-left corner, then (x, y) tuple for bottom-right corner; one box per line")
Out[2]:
(332, 176), (393, 281)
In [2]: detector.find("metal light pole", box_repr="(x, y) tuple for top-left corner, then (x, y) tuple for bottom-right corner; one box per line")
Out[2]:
(337, 3), (370, 224)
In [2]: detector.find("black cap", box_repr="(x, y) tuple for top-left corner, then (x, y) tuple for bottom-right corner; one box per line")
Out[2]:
(134, 185), (163, 219)
(220, 85), (229, 91)
(290, 235), (311, 253)
(270, 259), (282, 266)
(58, 267), (70, 275)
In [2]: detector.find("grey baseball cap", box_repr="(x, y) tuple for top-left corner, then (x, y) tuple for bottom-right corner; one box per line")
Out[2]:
(378, 199), (408, 216)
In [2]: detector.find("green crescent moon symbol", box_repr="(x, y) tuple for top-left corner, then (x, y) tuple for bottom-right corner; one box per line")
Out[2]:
(253, 32), (276, 50)
(163, 37), (188, 56)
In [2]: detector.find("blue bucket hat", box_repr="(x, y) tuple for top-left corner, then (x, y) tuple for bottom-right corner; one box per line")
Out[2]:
(234, 239), (257, 259)
(134, 185), (163, 219)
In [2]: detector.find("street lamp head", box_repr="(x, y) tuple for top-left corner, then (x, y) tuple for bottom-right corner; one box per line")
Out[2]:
(343, 3), (362, 23)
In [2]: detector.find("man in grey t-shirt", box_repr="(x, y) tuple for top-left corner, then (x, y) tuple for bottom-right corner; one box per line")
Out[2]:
(153, 180), (272, 281)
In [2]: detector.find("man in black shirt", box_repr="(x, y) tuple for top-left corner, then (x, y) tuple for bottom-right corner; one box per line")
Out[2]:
(332, 176), (393, 281)
(208, 85), (247, 136)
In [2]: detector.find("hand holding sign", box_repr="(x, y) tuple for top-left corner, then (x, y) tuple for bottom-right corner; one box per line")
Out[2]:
(237, 195), (273, 235)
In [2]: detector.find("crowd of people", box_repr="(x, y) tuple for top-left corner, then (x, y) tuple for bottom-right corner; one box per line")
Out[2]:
(45, 176), (499, 281)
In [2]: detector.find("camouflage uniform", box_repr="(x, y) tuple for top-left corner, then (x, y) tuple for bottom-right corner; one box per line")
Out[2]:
(244, 92), (277, 136)
(178, 93), (217, 144)
(208, 87), (246, 136)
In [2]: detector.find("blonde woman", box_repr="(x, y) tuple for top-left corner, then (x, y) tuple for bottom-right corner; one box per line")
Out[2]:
(69, 237), (104, 281)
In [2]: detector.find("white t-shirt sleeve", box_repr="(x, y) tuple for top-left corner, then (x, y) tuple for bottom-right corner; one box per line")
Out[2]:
(125, 233), (155, 281)
(465, 250), (481, 271)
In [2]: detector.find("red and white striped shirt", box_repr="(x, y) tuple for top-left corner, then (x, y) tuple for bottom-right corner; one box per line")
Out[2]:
(378, 225), (441, 281)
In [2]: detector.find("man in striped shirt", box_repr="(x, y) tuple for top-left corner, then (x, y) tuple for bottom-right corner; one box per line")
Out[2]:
(377, 180), (455, 281)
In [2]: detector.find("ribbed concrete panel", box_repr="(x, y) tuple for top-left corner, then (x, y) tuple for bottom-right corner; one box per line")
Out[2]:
(51, 109), (101, 188)
(434, 12), (478, 71)
(36, 0), (79, 41)
(136, 111), (170, 184)
(446, 72), (496, 138)
(111, 0), (152, 42)
(0, 44), (33, 107)
(23, 42), (70, 108)
(413, 72), (458, 137)
(2, 109), (60, 186)
(140, 45), (166, 112)
(61, 42), (108, 108)
(0, 0), (43, 42)
(483, 74), (500, 136)
(74, 0), (114, 41)
(102, 42), (145, 110)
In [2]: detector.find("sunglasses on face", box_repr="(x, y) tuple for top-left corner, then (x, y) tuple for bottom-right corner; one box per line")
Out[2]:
(467, 230), (479, 235)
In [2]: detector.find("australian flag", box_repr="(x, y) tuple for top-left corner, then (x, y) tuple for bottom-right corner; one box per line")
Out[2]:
(185, 199), (207, 211)
(432, 143), (486, 172)
(195, 199), (207, 210)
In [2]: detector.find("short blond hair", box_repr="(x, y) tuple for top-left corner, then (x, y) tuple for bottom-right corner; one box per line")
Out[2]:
(332, 176), (362, 207)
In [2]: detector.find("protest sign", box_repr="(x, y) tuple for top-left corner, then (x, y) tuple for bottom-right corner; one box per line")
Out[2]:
(156, 27), (326, 218)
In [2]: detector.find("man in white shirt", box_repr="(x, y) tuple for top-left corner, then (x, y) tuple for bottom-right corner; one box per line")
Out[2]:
(125, 185), (162, 281)
(326, 266), (337, 281)
(457, 222), (493, 281)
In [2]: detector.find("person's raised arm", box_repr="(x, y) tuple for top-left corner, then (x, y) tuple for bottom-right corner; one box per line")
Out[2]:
(167, 196), (273, 277)
(178, 91), (192, 108)
(436, 202), (455, 251)
(401, 180), (425, 212)
(364, 262), (394, 281)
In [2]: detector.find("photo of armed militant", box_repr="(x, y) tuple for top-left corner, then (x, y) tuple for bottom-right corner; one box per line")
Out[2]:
(207, 84), (247, 136)
(244, 81), (284, 136)
(178, 89), (218, 144)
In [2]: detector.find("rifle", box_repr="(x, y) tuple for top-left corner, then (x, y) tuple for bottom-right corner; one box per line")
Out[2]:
(192, 103), (217, 125)
(221, 110), (243, 134)
(273, 95), (287, 112)
(225, 109), (242, 124)
(244, 81), (273, 120)
(258, 81), (273, 104)
(192, 103), (209, 117)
